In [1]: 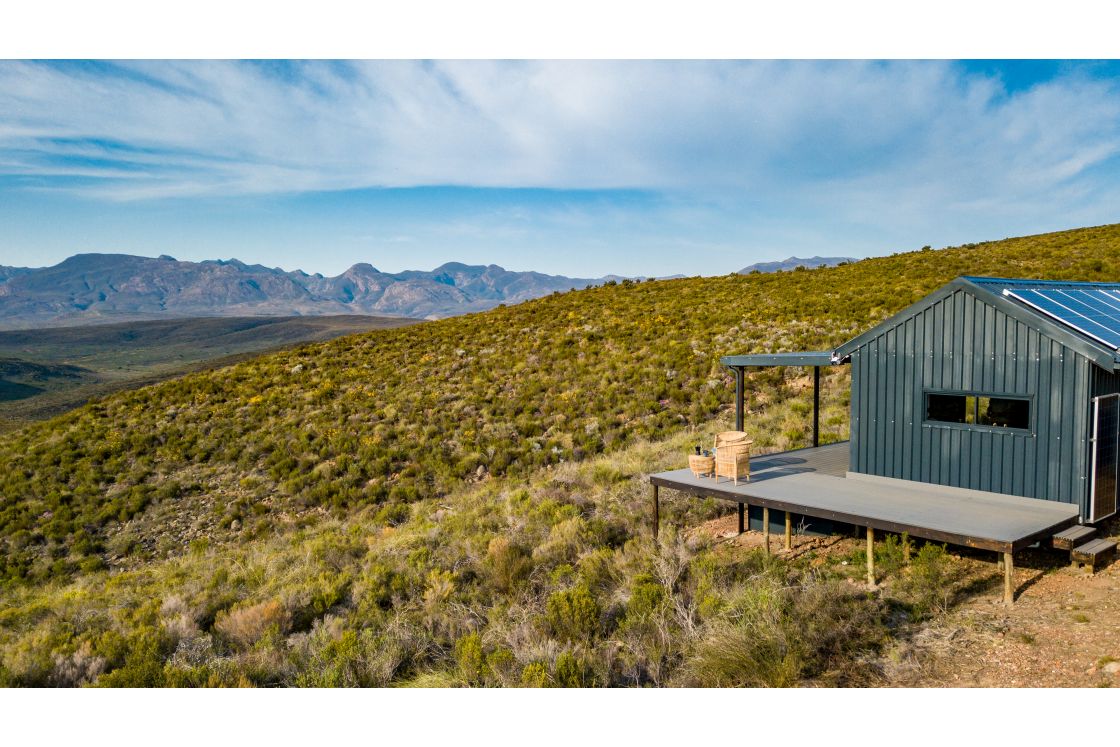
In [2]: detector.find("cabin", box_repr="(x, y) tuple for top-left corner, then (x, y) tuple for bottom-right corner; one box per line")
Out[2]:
(650, 276), (1120, 603)
(840, 275), (1120, 522)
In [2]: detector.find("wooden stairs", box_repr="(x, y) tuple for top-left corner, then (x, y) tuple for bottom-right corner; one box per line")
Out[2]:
(1053, 525), (1117, 574)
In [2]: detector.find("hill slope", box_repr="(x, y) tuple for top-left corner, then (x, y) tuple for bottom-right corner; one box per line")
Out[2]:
(2, 222), (1119, 583)
(0, 253), (609, 327)
(1, 223), (1120, 687)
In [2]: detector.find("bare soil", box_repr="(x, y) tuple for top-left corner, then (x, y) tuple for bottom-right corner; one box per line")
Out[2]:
(694, 513), (1120, 687)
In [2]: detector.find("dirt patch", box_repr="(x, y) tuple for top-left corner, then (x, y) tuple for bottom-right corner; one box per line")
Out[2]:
(901, 559), (1120, 687)
(693, 512), (1120, 687)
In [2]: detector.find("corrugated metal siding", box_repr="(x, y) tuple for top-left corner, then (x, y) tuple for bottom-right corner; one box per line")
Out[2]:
(849, 287), (1093, 514)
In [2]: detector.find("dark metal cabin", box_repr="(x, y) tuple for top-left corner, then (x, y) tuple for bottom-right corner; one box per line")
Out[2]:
(833, 276), (1120, 523)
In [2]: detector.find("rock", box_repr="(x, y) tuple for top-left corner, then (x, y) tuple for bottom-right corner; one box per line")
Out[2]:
(1103, 661), (1120, 674)
(290, 364), (304, 374)
(230, 519), (241, 531)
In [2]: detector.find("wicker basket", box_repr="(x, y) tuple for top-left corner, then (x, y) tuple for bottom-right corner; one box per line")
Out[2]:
(688, 454), (716, 479)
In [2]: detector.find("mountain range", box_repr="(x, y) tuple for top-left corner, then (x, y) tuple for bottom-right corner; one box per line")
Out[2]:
(738, 255), (856, 274)
(0, 253), (611, 329)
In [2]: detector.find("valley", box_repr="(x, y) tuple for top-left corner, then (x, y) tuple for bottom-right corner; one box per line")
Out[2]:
(0, 315), (417, 431)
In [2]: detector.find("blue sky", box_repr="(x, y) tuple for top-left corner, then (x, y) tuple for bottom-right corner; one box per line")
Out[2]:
(1, 60), (1119, 277)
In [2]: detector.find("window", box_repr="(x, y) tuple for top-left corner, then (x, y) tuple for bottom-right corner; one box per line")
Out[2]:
(925, 392), (1030, 430)
(926, 393), (968, 423)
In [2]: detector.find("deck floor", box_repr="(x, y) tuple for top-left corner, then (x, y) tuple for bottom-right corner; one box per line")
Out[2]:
(651, 442), (1080, 552)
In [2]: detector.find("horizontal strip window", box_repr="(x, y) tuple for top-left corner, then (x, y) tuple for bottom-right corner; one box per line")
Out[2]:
(925, 392), (1031, 431)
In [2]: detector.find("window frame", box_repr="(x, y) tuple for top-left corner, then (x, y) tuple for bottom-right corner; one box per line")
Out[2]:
(921, 389), (1035, 435)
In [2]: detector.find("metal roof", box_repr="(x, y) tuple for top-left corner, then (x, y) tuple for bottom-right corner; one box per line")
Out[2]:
(963, 276), (1120, 291)
(834, 276), (1120, 370)
(720, 351), (838, 368)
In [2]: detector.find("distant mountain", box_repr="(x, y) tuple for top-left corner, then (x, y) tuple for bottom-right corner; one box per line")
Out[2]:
(738, 256), (856, 274)
(0, 254), (610, 329)
(0, 265), (31, 284)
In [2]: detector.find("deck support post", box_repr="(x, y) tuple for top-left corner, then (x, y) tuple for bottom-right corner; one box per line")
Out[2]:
(812, 365), (820, 448)
(763, 507), (770, 555)
(652, 484), (659, 540)
(996, 552), (1003, 570)
(866, 527), (875, 588)
(1003, 552), (1014, 606)
(784, 511), (792, 551)
(734, 366), (744, 432)
(902, 534), (911, 565)
(737, 503), (745, 535)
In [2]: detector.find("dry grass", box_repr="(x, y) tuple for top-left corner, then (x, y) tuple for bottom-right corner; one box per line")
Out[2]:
(214, 600), (289, 651)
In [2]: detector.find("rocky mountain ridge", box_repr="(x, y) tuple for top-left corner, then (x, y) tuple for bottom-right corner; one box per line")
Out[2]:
(0, 253), (609, 328)
(738, 255), (856, 274)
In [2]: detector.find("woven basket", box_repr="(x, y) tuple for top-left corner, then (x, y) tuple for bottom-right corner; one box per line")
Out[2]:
(688, 454), (715, 478)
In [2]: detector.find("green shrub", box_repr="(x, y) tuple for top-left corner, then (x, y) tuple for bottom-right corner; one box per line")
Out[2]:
(896, 543), (957, 618)
(454, 632), (487, 686)
(545, 585), (602, 642)
(520, 661), (550, 687)
(96, 629), (171, 687)
(554, 652), (594, 687)
(292, 629), (389, 687)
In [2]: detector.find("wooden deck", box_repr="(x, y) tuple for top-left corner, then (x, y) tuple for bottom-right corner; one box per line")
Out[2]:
(650, 442), (1080, 554)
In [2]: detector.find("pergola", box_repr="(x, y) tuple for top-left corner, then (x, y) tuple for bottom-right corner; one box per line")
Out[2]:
(719, 351), (846, 447)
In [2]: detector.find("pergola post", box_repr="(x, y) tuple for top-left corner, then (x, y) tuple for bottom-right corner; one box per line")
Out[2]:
(734, 366), (744, 432)
(812, 365), (820, 447)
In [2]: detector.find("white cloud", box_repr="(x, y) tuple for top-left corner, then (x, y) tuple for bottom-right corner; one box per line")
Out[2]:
(0, 60), (1118, 234)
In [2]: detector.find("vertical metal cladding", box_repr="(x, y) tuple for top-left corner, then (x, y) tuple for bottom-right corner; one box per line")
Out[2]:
(849, 287), (1091, 514)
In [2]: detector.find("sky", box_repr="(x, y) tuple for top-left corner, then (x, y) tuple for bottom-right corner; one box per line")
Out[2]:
(1, 59), (1119, 278)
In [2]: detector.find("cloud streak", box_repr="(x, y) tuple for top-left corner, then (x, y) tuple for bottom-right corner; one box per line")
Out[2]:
(1, 60), (1117, 202)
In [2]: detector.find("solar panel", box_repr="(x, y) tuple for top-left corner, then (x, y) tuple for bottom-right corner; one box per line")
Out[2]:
(1004, 287), (1120, 350)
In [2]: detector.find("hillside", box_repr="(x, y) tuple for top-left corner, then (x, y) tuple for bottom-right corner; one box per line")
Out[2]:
(0, 223), (1119, 687)
(0, 254), (609, 328)
(0, 315), (417, 431)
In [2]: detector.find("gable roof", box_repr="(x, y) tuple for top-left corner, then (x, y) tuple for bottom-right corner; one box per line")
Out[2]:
(833, 276), (1120, 370)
